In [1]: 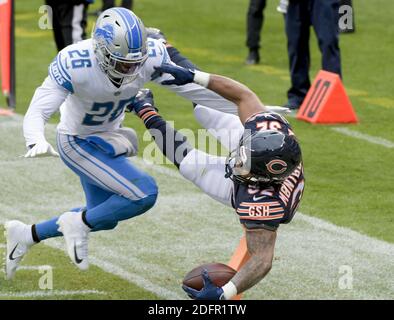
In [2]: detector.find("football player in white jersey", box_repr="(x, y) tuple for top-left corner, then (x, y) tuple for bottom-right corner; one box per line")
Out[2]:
(4, 8), (240, 279)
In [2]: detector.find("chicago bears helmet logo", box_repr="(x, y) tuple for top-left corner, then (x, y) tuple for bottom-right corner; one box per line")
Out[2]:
(266, 159), (288, 175)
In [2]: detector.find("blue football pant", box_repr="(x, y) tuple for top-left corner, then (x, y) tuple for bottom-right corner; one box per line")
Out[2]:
(35, 133), (158, 241)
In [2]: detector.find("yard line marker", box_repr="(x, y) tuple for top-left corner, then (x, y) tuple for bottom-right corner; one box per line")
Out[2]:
(286, 111), (394, 149)
(0, 290), (106, 298)
(44, 241), (183, 300)
(331, 127), (394, 148)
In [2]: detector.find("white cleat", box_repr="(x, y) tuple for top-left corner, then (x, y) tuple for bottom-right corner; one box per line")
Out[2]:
(57, 211), (90, 270)
(4, 220), (35, 280)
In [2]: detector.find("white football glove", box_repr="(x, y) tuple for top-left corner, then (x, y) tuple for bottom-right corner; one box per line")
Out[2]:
(24, 140), (59, 158)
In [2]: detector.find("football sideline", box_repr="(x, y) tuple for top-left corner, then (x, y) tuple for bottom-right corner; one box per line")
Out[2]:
(0, 115), (393, 299)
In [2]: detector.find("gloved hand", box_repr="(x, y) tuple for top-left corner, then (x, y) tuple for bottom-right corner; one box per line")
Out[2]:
(182, 269), (224, 300)
(24, 139), (59, 158)
(153, 63), (195, 86)
(126, 88), (157, 114)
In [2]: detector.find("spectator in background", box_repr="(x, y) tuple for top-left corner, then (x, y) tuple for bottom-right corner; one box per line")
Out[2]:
(283, 0), (342, 110)
(90, 0), (133, 17)
(46, 0), (93, 52)
(102, 0), (133, 11)
(245, 0), (267, 65)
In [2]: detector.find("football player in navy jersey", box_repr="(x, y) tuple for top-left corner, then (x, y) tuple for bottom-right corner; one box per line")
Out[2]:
(130, 64), (305, 300)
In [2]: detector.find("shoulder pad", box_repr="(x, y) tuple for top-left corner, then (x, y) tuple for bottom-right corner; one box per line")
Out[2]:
(146, 38), (171, 66)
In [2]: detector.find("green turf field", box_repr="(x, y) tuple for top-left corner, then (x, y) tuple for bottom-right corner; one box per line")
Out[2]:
(0, 0), (393, 299)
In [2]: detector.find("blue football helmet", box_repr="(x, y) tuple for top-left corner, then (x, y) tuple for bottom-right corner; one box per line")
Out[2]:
(92, 8), (148, 85)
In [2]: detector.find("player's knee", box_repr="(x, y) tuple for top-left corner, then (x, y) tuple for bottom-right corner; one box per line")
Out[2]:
(92, 220), (118, 232)
(124, 193), (157, 219)
(140, 193), (158, 213)
(142, 175), (159, 197)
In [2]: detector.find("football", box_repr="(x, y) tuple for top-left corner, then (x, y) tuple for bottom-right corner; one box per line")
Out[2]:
(182, 263), (237, 290)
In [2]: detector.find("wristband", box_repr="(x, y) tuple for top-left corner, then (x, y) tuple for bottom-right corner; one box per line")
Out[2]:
(221, 281), (237, 300)
(193, 70), (210, 88)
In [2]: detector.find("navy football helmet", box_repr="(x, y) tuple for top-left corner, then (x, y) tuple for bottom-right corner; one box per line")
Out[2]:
(225, 130), (302, 186)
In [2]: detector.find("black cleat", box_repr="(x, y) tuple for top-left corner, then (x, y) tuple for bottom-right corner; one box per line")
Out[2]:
(245, 49), (260, 65)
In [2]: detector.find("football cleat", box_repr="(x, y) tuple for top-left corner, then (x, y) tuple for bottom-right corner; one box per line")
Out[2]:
(57, 212), (90, 271)
(4, 220), (35, 280)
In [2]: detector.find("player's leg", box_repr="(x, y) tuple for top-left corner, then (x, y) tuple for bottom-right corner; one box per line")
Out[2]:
(178, 149), (234, 206)
(152, 35), (244, 150)
(31, 178), (116, 243)
(6, 134), (158, 273)
(193, 104), (244, 152)
(34, 133), (157, 240)
(4, 178), (101, 279)
(134, 96), (234, 206)
(54, 133), (157, 268)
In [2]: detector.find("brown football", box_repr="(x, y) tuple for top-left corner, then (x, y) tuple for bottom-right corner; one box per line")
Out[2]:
(182, 263), (237, 290)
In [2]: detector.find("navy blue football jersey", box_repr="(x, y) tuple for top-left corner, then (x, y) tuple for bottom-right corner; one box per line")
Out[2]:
(232, 112), (305, 231)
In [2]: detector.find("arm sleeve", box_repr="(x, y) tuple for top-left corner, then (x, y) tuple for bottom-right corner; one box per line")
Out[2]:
(151, 42), (238, 115)
(23, 76), (69, 147)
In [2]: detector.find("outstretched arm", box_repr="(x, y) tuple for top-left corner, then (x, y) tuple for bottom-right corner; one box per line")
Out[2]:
(181, 226), (277, 300)
(205, 74), (267, 124)
(154, 63), (270, 124)
(228, 228), (276, 296)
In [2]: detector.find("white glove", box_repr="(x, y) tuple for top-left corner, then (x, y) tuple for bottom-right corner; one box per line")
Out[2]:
(24, 139), (59, 158)
(265, 105), (291, 114)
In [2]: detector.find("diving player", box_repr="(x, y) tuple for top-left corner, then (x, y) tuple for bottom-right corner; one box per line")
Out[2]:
(130, 63), (305, 300)
(4, 8), (240, 279)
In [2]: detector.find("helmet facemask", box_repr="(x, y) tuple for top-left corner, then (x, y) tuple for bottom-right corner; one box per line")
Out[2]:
(225, 146), (272, 186)
(94, 39), (148, 85)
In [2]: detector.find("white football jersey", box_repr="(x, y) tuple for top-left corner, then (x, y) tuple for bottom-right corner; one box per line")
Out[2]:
(23, 38), (237, 146)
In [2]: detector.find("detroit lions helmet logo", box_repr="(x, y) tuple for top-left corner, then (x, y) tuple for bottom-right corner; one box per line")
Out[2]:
(94, 24), (114, 44)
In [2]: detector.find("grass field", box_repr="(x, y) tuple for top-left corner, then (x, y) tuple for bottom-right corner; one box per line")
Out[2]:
(0, 0), (393, 299)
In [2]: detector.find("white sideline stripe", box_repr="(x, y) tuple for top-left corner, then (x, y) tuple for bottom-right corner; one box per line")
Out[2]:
(331, 127), (394, 148)
(0, 290), (106, 298)
(0, 212), (181, 300)
(0, 244), (6, 248)
(297, 213), (394, 254)
(44, 241), (182, 300)
(286, 111), (394, 149)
